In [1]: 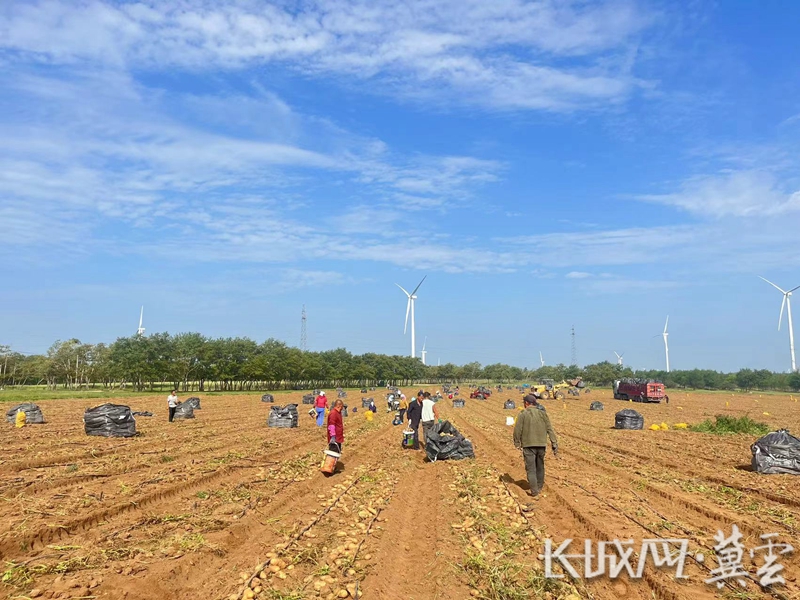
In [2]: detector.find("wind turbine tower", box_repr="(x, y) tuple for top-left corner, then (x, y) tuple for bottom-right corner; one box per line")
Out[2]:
(759, 276), (800, 372)
(137, 306), (145, 336)
(614, 351), (624, 366)
(300, 304), (308, 352)
(396, 276), (426, 359)
(662, 316), (670, 373)
(421, 337), (428, 365)
(539, 351), (545, 368)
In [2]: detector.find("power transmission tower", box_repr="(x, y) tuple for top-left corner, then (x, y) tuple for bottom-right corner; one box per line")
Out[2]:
(571, 325), (577, 366)
(300, 305), (307, 352)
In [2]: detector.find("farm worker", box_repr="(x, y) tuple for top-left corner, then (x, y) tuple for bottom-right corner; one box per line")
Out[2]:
(398, 393), (408, 423)
(386, 392), (395, 413)
(513, 395), (558, 502)
(406, 393), (423, 450)
(167, 389), (179, 422)
(420, 391), (440, 446)
(368, 399), (377, 413)
(327, 399), (345, 453)
(314, 391), (327, 427)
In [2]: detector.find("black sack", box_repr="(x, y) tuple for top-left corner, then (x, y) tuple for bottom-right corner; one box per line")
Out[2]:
(425, 420), (475, 462)
(504, 400), (516, 410)
(132, 411), (153, 417)
(261, 394), (275, 403)
(6, 403), (45, 424)
(452, 399), (465, 408)
(362, 397), (373, 408)
(268, 404), (299, 428)
(84, 404), (136, 438)
(302, 394), (316, 405)
(184, 397), (201, 410)
(174, 403), (195, 419)
(751, 429), (800, 475)
(614, 409), (643, 430)
(589, 401), (604, 411)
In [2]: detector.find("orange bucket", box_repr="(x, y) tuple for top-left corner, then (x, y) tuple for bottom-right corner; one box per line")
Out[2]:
(320, 450), (341, 474)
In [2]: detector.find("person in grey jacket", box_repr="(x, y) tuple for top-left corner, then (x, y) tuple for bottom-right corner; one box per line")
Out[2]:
(513, 394), (558, 499)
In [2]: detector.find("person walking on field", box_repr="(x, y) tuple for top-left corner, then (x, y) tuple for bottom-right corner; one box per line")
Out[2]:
(420, 391), (439, 447)
(314, 391), (328, 427)
(327, 399), (345, 453)
(513, 395), (558, 503)
(406, 393), (423, 449)
(398, 393), (408, 423)
(167, 389), (179, 422)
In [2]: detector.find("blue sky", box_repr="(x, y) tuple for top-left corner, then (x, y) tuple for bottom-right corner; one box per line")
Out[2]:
(2, 0), (800, 372)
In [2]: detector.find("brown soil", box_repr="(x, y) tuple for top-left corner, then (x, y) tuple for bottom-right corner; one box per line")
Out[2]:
(1, 388), (799, 600)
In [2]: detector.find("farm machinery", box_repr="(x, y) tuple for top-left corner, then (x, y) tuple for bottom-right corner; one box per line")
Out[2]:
(613, 379), (667, 403)
(530, 379), (570, 400)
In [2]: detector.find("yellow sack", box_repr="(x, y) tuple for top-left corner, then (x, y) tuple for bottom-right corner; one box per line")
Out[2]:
(15, 410), (26, 428)
(673, 423), (688, 429)
(659, 422), (669, 431)
(365, 411), (373, 422)
(648, 424), (660, 431)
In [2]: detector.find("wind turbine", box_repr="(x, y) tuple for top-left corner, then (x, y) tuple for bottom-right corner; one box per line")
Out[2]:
(396, 276), (426, 359)
(759, 276), (800, 372)
(614, 351), (624, 366)
(539, 351), (545, 368)
(421, 337), (428, 366)
(137, 306), (146, 336)
(662, 316), (670, 373)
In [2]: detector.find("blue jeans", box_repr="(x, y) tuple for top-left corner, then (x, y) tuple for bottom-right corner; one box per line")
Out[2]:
(315, 407), (325, 427)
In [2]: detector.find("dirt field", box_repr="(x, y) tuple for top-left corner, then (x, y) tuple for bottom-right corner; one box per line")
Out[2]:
(2, 388), (800, 600)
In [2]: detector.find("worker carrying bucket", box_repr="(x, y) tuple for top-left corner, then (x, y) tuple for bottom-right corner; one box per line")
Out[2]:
(322, 399), (345, 476)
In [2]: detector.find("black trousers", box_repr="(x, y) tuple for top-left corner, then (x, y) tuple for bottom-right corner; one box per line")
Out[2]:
(169, 406), (176, 422)
(398, 408), (406, 423)
(523, 446), (546, 495)
(409, 422), (420, 449)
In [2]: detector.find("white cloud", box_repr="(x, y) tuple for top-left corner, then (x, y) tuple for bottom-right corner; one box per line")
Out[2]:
(0, 66), (503, 266)
(639, 170), (800, 218)
(565, 271), (591, 278)
(0, 0), (653, 111)
(276, 269), (354, 292)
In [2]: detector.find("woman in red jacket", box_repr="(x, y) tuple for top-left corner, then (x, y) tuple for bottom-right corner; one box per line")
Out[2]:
(314, 391), (327, 427)
(327, 399), (344, 453)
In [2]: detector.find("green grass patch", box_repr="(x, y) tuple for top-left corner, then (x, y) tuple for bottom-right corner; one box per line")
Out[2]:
(689, 415), (770, 435)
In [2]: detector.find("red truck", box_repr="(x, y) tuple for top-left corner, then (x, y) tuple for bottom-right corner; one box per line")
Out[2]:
(613, 379), (668, 403)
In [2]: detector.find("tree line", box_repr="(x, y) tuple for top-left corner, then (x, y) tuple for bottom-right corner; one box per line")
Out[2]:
(1, 336), (799, 392)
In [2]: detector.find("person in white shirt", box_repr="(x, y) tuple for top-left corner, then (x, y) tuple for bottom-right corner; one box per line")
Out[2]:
(167, 390), (179, 422)
(420, 391), (439, 446)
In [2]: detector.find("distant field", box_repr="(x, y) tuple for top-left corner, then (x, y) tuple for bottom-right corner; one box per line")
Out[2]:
(1, 388), (799, 600)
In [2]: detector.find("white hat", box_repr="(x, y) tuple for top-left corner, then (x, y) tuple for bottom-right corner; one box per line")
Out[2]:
(320, 391), (326, 396)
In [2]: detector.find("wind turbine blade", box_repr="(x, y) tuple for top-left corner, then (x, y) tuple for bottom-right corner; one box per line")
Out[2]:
(779, 294), (787, 331)
(422, 336), (427, 351)
(410, 275), (427, 296)
(395, 283), (411, 297)
(403, 298), (411, 334)
(789, 284), (800, 294)
(664, 315), (669, 334)
(759, 276), (787, 294)
(139, 306), (143, 328)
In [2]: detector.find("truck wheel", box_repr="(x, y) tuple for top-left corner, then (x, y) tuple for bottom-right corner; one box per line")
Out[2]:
(555, 391), (565, 400)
